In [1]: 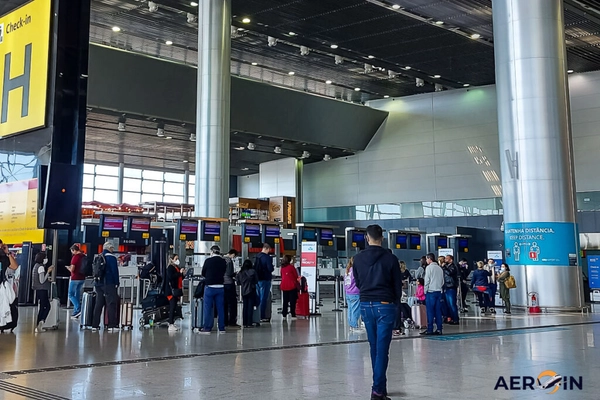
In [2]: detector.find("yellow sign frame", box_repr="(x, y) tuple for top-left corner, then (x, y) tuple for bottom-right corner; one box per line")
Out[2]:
(0, 0), (52, 138)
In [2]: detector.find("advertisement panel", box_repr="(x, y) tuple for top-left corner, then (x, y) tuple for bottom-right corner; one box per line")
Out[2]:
(301, 241), (317, 293)
(504, 222), (578, 266)
(0, 0), (52, 137)
(0, 179), (44, 243)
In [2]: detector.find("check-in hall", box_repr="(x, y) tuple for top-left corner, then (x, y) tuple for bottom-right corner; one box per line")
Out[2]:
(2, 0), (600, 399)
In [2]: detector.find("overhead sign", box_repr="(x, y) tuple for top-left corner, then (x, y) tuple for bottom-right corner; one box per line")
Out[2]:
(0, 0), (52, 138)
(588, 256), (600, 290)
(438, 248), (454, 258)
(0, 179), (44, 244)
(504, 222), (578, 266)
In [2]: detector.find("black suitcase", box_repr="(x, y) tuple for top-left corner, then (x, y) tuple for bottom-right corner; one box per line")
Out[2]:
(141, 305), (182, 327)
(0, 299), (18, 333)
(192, 298), (203, 331)
(80, 291), (96, 328)
(141, 293), (169, 311)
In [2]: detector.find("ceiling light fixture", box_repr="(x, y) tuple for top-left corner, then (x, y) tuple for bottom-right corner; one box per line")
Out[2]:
(187, 13), (197, 23)
(330, 44), (339, 49)
(335, 55), (343, 65)
(165, 136), (173, 140)
(288, 71), (295, 75)
(416, 78), (425, 87)
(190, 133), (196, 142)
(112, 26), (121, 32)
(368, 55), (375, 59)
(157, 125), (165, 137)
(241, 167), (249, 171)
(435, 83), (443, 92)
(268, 36), (277, 47)
(325, 80), (332, 84)
(302, 150), (310, 159)
(323, 154), (332, 161)
(404, 66), (411, 70)
(251, 62), (258, 66)
(384, 95), (390, 99)
(463, 83), (470, 87)
(289, 32), (296, 36)
(568, 69), (574, 74)
(392, 4), (401, 9)
(183, 160), (189, 163)
(274, 146), (282, 154)
(190, 2), (198, 6)
(470, 33), (481, 40)
(148, 1), (158, 12)
(300, 46), (310, 56)
(247, 142), (256, 150)
(435, 21), (444, 25)
(165, 40), (173, 45)
(234, 146), (245, 151)
(354, 88), (361, 91)
(388, 70), (397, 79)
(433, 74), (441, 78)
(242, 17), (251, 24)
(364, 64), (373, 73)
(117, 121), (126, 132)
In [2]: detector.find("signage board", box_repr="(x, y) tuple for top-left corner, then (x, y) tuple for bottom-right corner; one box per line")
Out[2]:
(504, 222), (578, 266)
(0, 0), (52, 138)
(438, 248), (454, 258)
(300, 241), (317, 293)
(588, 256), (600, 291)
(0, 179), (44, 243)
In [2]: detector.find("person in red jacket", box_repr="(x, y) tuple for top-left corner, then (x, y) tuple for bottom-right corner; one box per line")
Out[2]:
(280, 255), (299, 319)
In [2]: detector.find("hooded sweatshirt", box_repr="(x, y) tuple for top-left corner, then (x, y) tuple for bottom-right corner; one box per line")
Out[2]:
(352, 246), (402, 303)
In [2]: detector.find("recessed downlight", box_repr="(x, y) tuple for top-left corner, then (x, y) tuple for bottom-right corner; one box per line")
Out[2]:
(392, 4), (401, 9)
(404, 66), (411, 70)
(470, 33), (481, 39)
(289, 32), (296, 36)
(288, 71), (295, 75)
(242, 17), (251, 24)
(368, 55), (375, 59)
(330, 44), (339, 49)
(384, 95), (390, 98)
(433, 74), (441, 79)
(435, 20), (444, 25)
(568, 69), (574, 74)
(165, 40), (173, 45)
(325, 80), (333, 84)
(241, 167), (249, 171)
(112, 26), (121, 32)
(190, 2), (198, 6)
(463, 83), (470, 87)
(354, 88), (361, 91)
(251, 62), (258, 66)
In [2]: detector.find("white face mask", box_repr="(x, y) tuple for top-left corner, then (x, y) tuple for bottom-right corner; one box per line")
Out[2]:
(43, 258), (48, 265)
(501, 267), (506, 271)
(174, 259), (180, 266)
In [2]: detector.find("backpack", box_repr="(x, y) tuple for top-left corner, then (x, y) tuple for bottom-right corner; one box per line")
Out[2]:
(80, 254), (92, 277)
(139, 262), (156, 280)
(505, 275), (517, 289)
(92, 254), (107, 281)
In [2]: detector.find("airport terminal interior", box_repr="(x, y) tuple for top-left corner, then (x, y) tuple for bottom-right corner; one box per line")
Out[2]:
(3, 0), (600, 399)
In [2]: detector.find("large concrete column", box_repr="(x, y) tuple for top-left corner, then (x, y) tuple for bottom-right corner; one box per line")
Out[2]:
(493, 0), (583, 308)
(195, 0), (231, 249)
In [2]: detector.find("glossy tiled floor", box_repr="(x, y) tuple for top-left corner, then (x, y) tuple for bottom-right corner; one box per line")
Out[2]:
(1, 299), (599, 399)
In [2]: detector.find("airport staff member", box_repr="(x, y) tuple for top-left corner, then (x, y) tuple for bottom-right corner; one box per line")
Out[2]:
(353, 225), (402, 400)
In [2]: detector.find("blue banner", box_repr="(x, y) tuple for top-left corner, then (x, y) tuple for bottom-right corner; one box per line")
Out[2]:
(504, 222), (578, 266)
(588, 256), (600, 289)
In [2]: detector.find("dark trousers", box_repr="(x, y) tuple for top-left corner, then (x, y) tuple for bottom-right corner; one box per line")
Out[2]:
(242, 294), (255, 326)
(395, 302), (412, 329)
(93, 284), (118, 328)
(460, 282), (469, 308)
(36, 289), (50, 324)
(169, 296), (179, 324)
(282, 289), (298, 317)
(224, 283), (238, 326)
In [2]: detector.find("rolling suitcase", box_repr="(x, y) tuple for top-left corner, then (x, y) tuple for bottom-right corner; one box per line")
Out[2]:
(252, 305), (261, 326)
(80, 291), (96, 329)
(120, 302), (134, 330)
(192, 298), (204, 331)
(411, 304), (427, 329)
(104, 295), (121, 328)
(295, 292), (310, 319)
(264, 292), (272, 320)
(42, 298), (61, 330)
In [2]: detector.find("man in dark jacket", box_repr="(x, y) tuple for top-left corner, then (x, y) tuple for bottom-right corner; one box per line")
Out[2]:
(443, 255), (459, 324)
(254, 243), (274, 322)
(224, 249), (240, 328)
(353, 225), (402, 400)
(92, 242), (120, 332)
(198, 246), (228, 334)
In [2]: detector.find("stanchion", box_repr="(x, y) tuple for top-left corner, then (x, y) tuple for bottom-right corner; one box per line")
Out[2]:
(332, 277), (342, 312)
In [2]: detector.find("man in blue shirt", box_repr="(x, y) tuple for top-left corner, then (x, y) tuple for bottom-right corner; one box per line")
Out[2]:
(353, 225), (402, 400)
(92, 242), (120, 332)
(254, 243), (274, 322)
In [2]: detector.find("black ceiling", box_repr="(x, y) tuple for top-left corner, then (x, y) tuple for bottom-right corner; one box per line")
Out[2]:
(85, 110), (353, 175)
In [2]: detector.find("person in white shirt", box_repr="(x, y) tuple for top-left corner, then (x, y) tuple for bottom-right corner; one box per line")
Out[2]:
(420, 253), (444, 335)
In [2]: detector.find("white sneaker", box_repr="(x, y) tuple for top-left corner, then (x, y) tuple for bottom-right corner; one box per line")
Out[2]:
(218, 330), (226, 334)
(35, 322), (46, 333)
(168, 324), (180, 332)
(350, 326), (365, 333)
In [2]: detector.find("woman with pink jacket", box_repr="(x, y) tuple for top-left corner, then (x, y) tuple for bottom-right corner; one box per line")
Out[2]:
(344, 257), (363, 332)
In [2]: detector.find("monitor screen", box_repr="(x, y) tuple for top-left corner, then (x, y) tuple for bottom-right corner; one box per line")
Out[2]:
(245, 225), (260, 237)
(203, 222), (221, 236)
(102, 216), (124, 231)
(459, 238), (469, 249)
(352, 232), (365, 243)
(410, 235), (421, 246)
(129, 217), (151, 232)
(320, 229), (334, 241)
(396, 234), (408, 247)
(180, 220), (198, 235)
(437, 237), (448, 248)
(302, 228), (317, 241)
(265, 226), (280, 238)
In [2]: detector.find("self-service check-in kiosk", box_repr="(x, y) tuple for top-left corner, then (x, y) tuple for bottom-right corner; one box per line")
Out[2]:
(388, 230), (425, 270)
(449, 234), (471, 263)
(426, 233), (451, 256)
(345, 227), (367, 256)
(262, 223), (282, 269)
(239, 221), (262, 262)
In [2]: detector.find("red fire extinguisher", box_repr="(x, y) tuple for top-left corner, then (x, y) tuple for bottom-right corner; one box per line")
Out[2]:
(529, 292), (542, 314)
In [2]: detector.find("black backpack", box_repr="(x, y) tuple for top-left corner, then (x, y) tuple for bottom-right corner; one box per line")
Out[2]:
(139, 262), (156, 280)
(92, 254), (107, 281)
(80, 254), (92, 277)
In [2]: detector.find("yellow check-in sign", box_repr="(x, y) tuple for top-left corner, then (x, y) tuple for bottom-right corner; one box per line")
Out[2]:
(0, 0), (51, 138)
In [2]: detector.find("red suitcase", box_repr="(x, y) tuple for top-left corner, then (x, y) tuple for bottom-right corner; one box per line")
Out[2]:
(296, 292), (310, 319)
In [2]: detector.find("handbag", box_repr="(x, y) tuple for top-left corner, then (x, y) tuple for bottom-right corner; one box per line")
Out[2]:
(171, 287), (184, 297)
(194, 279), (206, 299)
(504, 275), (517, 289)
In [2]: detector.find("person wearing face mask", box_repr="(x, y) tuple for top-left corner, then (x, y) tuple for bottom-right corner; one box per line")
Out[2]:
(496, 263), (512, 314)
(31, 252), (54, 333)
(166, 254), (185, 332)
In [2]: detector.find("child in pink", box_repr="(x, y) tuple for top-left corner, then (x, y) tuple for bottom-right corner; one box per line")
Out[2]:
(416, 278), (426, 304)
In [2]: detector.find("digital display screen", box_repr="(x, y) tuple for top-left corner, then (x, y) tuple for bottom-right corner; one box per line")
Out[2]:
(102, 216), (124, 231)
(180, 220), (198, 235)
(396, 234), (407, 247)
(352, 232), (365, 243)
(265, 226), (280, 238)
(129, 217), (151, 232)
(437, 237), (448, 248)
(459, 238), (469, 249)
(302, 228), (317, 241)
(245, 225), (260, 237)
(321, 229), (334, 241)
(410, 235), (421, 246)
(203, 222), (221, 236)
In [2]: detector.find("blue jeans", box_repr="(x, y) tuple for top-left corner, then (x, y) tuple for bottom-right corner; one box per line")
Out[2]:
(68, 280), (85, 315)
(360, 302), (396, 395)
(489, 283), (497, 308)
(346, 294), (361, 328)
(444, 288), (459, 322)
(426, 291), (443, 333)
(257, 280), (272, 320)
(203, 286), (225, 331)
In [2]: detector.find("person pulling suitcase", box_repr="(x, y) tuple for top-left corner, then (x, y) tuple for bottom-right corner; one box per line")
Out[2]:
(31, 252), (54, 333)
(91, 242), (120, 332)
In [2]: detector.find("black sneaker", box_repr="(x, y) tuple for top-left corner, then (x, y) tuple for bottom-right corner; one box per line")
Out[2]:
(420, 330), (435, 336)
(434, 330), (443, 335)
(371, 391), (391, 400)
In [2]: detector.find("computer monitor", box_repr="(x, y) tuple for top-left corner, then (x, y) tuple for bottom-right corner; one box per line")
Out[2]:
(263, 226), (281, 247)
(302, 228), (317, 241)
(201, 221), (221, 242)
(127, 216), (151, 240)
(396, 234), (408, 249)
(458, 238), (469, 252)
(178, 220), (198, 241)
(409, 234), (421, 250)
(99, 215), (124, 237)
(320, 229), (334, 246)
(352, 231), (366, 249)
(437, 236), (448, 248)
